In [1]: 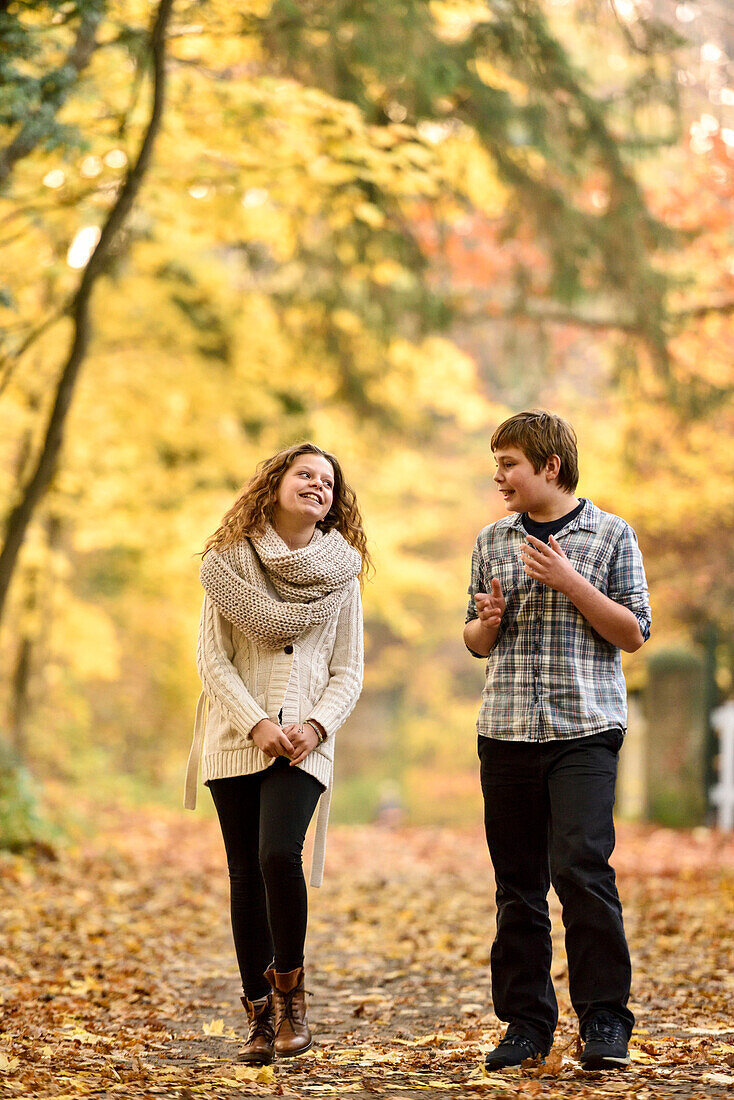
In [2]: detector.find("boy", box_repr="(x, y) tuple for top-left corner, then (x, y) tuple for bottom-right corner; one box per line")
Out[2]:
(464, 410), (651, 1072)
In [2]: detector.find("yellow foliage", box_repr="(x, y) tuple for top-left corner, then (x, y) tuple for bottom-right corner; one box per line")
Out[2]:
(472, 58), (529, 102)
(0, 0), (729, 813)
(50, 597), (120, 681)
(377, 337), (494, 430)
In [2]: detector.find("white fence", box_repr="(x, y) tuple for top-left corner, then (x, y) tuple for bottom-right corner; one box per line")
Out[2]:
(710, 701), (734, 831)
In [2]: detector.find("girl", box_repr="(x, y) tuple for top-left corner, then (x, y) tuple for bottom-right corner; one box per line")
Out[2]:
(184, 442), (368, 1063)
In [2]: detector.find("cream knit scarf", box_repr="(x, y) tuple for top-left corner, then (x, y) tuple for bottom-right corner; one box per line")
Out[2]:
(200, 525), (361, 650)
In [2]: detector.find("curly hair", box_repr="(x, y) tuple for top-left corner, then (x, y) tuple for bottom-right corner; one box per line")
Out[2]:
(203, 442), (372, 581)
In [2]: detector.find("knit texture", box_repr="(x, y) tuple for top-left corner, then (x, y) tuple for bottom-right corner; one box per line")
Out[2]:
(185, 528), (364, 887)
(199, 526), (361, 650)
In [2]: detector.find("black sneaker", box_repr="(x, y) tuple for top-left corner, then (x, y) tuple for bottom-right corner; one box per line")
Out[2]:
(580, 1012), (630, 1070)
(485, 1031), (546, 1071)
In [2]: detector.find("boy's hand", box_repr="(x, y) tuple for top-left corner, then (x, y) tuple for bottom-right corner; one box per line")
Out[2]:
(520, 534), (578, 593)
(475, 578), (506, 627)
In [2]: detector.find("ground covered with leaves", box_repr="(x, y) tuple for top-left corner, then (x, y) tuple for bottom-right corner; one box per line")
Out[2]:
(0, 807), (732, 1099)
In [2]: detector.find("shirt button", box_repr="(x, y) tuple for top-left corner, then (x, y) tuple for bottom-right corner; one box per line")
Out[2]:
(284, 644), (293, 654)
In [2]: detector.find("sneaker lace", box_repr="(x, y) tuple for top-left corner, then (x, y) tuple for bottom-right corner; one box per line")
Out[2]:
(499, 1034), (537, 1053)
(586, 1014), (625, 1044)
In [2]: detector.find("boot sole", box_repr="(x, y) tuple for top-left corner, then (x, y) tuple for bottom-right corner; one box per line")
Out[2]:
(276, 1037), (313, 1058)
(238, 1052), (275, 1065)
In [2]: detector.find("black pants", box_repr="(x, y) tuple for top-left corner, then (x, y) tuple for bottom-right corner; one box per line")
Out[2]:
(208, 758), (323, 1001)
(478, 729), (634, 1051)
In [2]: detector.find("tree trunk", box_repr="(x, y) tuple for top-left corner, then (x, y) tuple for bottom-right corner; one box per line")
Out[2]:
(9, 635), (32, 758)
(0, 0), (174, 629)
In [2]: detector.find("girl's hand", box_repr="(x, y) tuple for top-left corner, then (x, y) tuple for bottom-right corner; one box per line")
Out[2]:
(282, 723), (320, 766)
(251, 718), (294, 759)
(474, 578), (506, 627)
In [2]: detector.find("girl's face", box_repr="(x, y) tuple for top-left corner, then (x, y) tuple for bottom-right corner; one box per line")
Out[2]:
(274, 454), (335, 526)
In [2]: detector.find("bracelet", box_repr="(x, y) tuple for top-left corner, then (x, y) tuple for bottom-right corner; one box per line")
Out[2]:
(304, 718), (327, 744)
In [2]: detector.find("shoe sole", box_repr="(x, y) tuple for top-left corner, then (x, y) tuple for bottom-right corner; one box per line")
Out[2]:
(581, 1055), (630, 1070)
(485, 1058), (546, 1072)
(238, 1053), (274, 1065)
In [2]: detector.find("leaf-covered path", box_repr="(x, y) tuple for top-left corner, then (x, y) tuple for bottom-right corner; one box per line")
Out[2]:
(0, 808), (732, 1099)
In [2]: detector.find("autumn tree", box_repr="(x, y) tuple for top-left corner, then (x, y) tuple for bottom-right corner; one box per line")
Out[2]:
(0, 0), (174, 625)
(0, 0), (730, 830)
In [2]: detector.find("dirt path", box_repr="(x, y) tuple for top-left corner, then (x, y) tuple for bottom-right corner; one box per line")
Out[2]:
(0, 811), (732, 1098)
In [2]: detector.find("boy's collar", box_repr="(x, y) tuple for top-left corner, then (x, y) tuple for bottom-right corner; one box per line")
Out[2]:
(507, 498), (599, 534)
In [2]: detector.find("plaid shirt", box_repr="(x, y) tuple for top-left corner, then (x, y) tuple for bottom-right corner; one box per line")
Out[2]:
(466, 499), (651, 742)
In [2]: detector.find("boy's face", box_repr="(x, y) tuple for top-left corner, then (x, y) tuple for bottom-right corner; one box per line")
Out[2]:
(493, 446), (558, 513)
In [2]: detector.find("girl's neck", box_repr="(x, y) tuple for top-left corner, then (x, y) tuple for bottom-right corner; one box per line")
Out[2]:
(272, 512), (316, 551)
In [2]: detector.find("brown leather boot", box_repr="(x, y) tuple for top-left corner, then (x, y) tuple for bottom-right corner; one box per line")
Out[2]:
(265, 965), (312, 1056)
(239, 993), (275, 1064)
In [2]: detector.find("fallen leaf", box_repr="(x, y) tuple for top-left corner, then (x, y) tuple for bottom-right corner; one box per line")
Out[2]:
(203, 1018), (224, 1036)
(234, 1063), (277, 1084)
(629, 1047), (657, 1063)
(520, 1048), (564, 1078)
(704, 1072), (734, 1085)
(201, 1017), (238, 1038)
(66, 1025), (114, 1046)
(1, 814), (732, 1100)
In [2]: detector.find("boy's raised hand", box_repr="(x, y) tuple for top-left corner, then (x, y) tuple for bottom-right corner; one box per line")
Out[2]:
(520, 533), (577, 592)
(475, 578), (506, 627)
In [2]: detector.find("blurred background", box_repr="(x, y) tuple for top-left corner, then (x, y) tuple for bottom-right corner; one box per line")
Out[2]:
(0, 0), (732, 847)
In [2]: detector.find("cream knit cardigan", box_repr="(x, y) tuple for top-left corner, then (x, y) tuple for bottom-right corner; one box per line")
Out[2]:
(184, 568), (363, 887)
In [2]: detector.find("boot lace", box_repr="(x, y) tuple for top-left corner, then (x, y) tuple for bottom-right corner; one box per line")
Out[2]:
(248, 1001), (275, 1044)
(274, 981), (312, 1037)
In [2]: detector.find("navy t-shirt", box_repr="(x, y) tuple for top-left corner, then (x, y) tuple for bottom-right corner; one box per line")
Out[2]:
(521, 499), (585, 544)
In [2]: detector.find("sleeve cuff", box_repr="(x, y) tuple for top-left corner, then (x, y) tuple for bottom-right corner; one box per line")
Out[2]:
(308, 702), (338, 736)
(633, 613), (651, 642)
(246, 709), (269, 739)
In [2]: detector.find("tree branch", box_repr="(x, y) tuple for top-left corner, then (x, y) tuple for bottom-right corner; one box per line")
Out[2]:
(671, 299), (734, 323)
(0, 304), (69, 398)
(460, 296), (734, 334)
(460, 298), (640, 334)
(0, 6), (103, 189)
(609, 0), (653, 56)
(0, 0), (174, 627)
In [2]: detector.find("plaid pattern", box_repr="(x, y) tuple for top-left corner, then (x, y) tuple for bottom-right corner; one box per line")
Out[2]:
(466, 499), (651, 742)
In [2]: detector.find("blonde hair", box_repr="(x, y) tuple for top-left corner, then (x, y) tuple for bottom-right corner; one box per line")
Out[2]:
(491, 410), (579, 493)
(203, 442), (372, 580)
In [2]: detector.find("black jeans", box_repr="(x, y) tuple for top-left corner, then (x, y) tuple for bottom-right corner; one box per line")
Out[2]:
(478, 729), (634, 1051)
(208, 758), (324, 1001)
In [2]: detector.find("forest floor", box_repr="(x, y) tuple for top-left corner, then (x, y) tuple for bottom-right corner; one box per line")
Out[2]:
(0, 805), (732, 1099)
